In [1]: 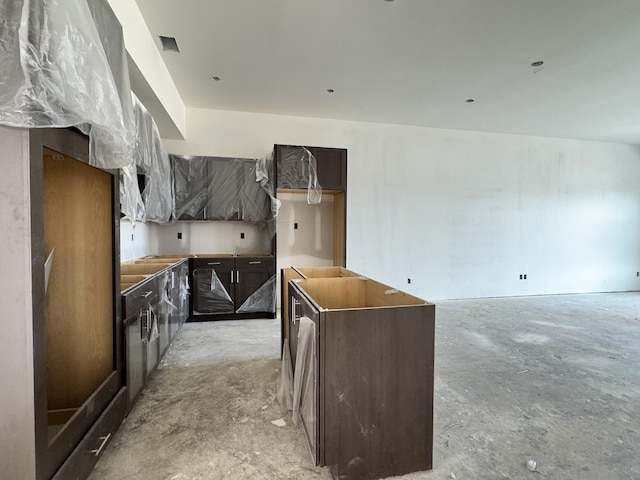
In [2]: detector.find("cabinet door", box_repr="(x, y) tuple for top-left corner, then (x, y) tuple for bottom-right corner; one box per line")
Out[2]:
(289, 284), (320, 465)
(124, 313), (146, 409)
(238, 159), (270, 221)
(235, 257), (275, 312)
(171, 155), (209, 220)
(276, 145), (313, 189)
(193, 260), (235, 314)
(308, 147), (346, 191)
(205, 157), (241, 221)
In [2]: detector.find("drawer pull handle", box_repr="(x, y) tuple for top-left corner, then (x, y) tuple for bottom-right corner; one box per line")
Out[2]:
(248, 261), (261, 264)
(207, 262), (221, 265)
(91, 433), (111, 457)
(142, 291), (153, 298)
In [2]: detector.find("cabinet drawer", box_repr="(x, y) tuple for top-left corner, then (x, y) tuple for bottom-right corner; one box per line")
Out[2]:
(192, 257), (235, 270)
(52, 387), (127, 480)
(235, 256), (274, 270)
(123, 280), (158, 315)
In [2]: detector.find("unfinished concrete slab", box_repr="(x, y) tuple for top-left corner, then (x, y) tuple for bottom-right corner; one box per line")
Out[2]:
(89, 293), (640, 480)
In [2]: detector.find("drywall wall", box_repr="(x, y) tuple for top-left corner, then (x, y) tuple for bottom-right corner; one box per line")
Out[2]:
(277, 192), (335, 269)
(161, 108), (640, 300)
(122, 220), (273, 260)
(0, 126), (36, 477)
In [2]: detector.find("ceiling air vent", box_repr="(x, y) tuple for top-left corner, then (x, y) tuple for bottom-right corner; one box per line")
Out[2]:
(159, 35), (180, 52)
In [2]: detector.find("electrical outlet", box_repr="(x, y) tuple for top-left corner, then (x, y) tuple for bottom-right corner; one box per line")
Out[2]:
(131, 234), (134, 241)
(524, 274), (527, 280)
(177, 232), (182, 239)
(240, 232), (245, 239)
(519, 274), (523, 280)
(636, 272), (639, 277)
(294, 223), (298, 230)
(407, 278), (411, 284)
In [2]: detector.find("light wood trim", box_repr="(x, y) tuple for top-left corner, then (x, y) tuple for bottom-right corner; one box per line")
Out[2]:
(43, 148), (114, 410)
(120, 263), (172, 275)
(276, 188), (343, 195)
(296, 266), (360, 278)
(297, 277), (427, 309)
(333, 191), (345, 267)
(47, 408), (78, 427)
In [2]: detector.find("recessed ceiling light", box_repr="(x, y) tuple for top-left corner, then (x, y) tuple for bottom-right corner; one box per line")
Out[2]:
(326, 89), (335, 93)
(159, 35), (180, 52)
(384, 0), (395, 2)
(210, 76), (221, 82)
(531, 60), (544, 67)
(465, 98), (475, 103)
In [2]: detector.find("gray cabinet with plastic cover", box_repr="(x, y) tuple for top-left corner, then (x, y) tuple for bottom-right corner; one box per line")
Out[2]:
(171, 155), (272, 222)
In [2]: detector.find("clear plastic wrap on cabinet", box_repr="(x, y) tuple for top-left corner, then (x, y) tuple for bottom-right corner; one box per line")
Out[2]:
(236, 275), (276, 313)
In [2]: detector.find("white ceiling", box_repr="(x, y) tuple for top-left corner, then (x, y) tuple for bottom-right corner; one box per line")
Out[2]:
(134, 0), (640, 145)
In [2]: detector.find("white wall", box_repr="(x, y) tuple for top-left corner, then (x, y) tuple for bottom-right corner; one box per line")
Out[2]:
(121, 220), (272, 260)
(0, 126), (36, 478)
(160, 108), (640, 300)
(277, 192), (335, 269)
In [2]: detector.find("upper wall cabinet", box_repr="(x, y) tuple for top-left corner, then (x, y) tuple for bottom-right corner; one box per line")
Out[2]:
(275, 145), (347, 192)
(171, 155), (271, 222)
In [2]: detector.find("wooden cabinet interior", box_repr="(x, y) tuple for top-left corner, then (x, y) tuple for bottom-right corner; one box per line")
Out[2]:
(280, 266), (361, 349)
(31, 128), (124, 480)
(43, 148), (114, 428)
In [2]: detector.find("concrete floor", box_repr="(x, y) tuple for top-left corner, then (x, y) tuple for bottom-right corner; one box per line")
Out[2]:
(89, 293), (640, 480)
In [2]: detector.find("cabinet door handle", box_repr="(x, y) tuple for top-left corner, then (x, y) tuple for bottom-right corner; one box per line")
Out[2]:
(142, 291), (153, 298)
(90, 433), (111, 457)
(207, 262), (221, 265)
(230, 271), (234, 283)
(248, 261), (261, 265)
(236, 271), (240, 283)
(291, 297), (300, 324)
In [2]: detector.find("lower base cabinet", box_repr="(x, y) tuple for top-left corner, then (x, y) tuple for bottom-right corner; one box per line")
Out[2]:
(191, 255), (276, 320)
(288, 275), (435, 480)
(51, 388), (127, 480)
(123, 259), (189, 411)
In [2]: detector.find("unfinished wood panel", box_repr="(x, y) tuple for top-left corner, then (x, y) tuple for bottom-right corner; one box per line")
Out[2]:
(296, 266), (358, 278)
(333, 191), (346, 267)
(43, 149), (113, 411)
(363, 278), (427, 307)
(281, 267), (304, 342)
(322, 305), (435, 479)
(296, 278), (367, 309)
(120, 263), (172, 275)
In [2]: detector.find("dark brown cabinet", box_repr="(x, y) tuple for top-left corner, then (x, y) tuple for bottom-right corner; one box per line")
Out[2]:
(27, 128), (126, 480)
(172, 155), (272, 222)
(191, 256), (276, 320)
(274, 144), (347, 192)
(288, 275), (435, 480)
(122, 259), (189, 412)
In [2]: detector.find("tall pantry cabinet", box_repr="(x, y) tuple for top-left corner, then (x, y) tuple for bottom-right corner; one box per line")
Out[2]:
(0, 126), (125, 480)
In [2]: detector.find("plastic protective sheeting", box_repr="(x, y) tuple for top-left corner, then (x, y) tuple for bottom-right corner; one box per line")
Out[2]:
(257, 153), (281, 238)
(193, 268), (234, 314)
(171, 155), (276, 229)
(0, 0), (135, 171)
(157, 272), (177, 315)
(277, 147), (322, 204)
(171, 155), (211, 221)
(236, 275), (276, 313)
(278, 339), (294, 414)
(132, 94), (173, 223)
(292, 316), (317, 457)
